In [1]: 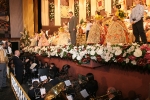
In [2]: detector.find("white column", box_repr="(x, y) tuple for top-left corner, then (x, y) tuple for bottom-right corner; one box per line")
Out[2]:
(105, 0), (112, 15)
(146, 0), (150, 5)
(91, 0), (97, 16)
(41, 0), (49, 26)
(79, 0), (86, 21)
(54, 0), (61, 26)
(69, 0), (74, 13)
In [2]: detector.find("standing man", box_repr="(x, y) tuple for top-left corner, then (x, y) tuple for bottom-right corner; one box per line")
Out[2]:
(0, 41), (8, 92)
(68, 11), (77, 45)
(130, 0), (147, 43)
(12, 50), (29, 84)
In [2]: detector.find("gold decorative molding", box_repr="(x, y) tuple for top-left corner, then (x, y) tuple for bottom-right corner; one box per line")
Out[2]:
(60, 5), (69, 18)
(23, 0), (34, 36)
(96, 0), (105, 11)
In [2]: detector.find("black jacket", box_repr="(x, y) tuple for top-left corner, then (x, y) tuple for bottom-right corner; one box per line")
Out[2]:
(12, 56), (24, 75)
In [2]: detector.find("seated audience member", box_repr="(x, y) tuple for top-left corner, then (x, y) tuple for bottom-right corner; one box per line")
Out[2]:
(33, 56), (39, 64)
(24, 58), (31, 83)
(124, 90), (139, 100)
(30, 60), (38, 78)
(28, 81), (44, 100)
(107, 87), (118, 100)
(48, 71), (60, 86)
(38, 60), (43, 68)
(42, 62), (49, 69)
(79, 73), (98, 98)
(44, 72), (60, 92)
(49, 63), (59, 78)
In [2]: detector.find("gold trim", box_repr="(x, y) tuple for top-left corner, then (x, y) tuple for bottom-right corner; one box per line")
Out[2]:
(10, 73), (31, 100)
(7, 66), (10, 78)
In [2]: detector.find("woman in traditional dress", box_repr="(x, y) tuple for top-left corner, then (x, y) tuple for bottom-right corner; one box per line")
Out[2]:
(87, 11), (105, 44)
(104, 4), (129, 44)
(145, 16), (150, 42)
(38, 30), (49, 46)
(30, 33), (39, 46)
(57, 22), (71, 45)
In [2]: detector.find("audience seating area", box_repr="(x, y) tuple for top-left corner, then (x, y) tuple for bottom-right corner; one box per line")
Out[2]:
(7, 52), (148, 100)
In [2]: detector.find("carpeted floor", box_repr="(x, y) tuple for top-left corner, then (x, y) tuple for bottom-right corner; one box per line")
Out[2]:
(0, 79), (16, 100)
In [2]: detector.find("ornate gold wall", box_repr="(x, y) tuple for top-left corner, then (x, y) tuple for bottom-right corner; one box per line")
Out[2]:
(22, 0), (34, 36)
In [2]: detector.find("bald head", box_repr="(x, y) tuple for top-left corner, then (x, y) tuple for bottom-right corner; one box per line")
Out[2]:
(107, 87), (116, 95)
(15, 50), (20, 57)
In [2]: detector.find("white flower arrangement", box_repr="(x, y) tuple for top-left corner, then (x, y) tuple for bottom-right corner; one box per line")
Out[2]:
(23, 43), (150, 67)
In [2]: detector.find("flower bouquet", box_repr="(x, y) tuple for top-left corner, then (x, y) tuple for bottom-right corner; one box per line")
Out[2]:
(115, 9), (126, 20)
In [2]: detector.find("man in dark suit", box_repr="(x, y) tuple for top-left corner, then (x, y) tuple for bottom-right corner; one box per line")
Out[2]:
(12, 50), (29, 84)
(68, 11), (77, 45)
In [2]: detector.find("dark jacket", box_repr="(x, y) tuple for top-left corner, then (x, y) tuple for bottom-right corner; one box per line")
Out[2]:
(12, 56), (24, 84)
(80, 80), (98, 96)
(28, 88), (43, 100)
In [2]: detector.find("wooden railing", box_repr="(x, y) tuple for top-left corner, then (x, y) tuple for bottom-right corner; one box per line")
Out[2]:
(10, 73), (30, 100)
(7, 66), (10, 78)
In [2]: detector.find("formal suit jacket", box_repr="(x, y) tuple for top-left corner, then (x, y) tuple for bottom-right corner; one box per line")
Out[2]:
(69, 16), (77, 32)
(50, 79), (60, 86)
(12, 56), (24, 75)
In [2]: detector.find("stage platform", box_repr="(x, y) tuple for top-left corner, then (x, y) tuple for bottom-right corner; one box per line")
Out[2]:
(36, 55), (150, 100)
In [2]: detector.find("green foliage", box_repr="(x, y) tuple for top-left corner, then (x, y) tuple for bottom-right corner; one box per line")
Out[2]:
(80, 19), (84, 25)
(20, 28), (31, 48)
(49, 2), (55, 21)
(74, 1), (79, 17)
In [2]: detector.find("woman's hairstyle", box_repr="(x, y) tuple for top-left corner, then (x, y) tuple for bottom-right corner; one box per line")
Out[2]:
(95, 11), (100, 15)
(32, 81), (39, 88)
(0, 48), (6, 63)
(115, 4), (121, 9)
(50, 63), (55, 67)
(86, 73), (94, 81)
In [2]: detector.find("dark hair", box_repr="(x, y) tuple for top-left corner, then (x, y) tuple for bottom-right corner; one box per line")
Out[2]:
(48, 71), (55, 79)
(115, 4), (121, 9)
(69, 11), (73, 15)
(96, 11), (100, 15)
(146, 16), (150, 20)
(86, 73), (94, 81)
(33, 81), (39, 88)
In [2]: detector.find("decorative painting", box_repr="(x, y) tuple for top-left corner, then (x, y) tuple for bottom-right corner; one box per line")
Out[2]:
(0, 0), (10, 37)
(60, 0), (69, 18)
(60, 6), (69, 18)
(96, 0), (105, 11)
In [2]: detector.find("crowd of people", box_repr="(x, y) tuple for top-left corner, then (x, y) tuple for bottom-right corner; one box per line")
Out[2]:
(0, 39), (142, 100)
(25, 0), (150, 47)
(1, 0), (150, 99)
(0, 39), (12, 92)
